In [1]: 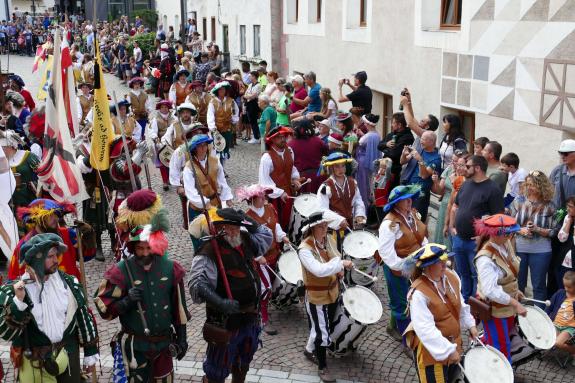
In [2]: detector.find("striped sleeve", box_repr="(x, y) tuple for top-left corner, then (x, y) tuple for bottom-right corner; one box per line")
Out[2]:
(70, 277), (99, 357)
(0, 285), (25, 342)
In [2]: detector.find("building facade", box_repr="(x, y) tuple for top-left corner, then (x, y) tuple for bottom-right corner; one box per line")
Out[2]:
(283, 0), (575, 173)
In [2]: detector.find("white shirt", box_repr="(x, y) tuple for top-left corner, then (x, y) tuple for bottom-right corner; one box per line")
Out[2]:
(133, 46), (142, 62)
(76, 94), (92, 121)
(162, 120), (193, 147)
(258, 147), (301, 199)
(182, 156), (232, 208)
(207, 97), (239, 132)
(507, 168), (527, 197)
(169, 145), (187, 186)
(317, 175), (366, 220)
(475, 242), (513, 305)
(410, 271), (475, 362)
(299, 242), (344, 278)
(168, 82), (189, 106)
(148, 112), (174, 141)
(378, 211), (428, 271)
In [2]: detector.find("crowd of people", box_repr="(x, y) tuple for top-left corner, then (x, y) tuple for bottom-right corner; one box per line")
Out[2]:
(0, 12), (572, 383)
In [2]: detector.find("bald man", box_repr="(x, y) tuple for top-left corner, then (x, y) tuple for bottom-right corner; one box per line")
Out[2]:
(399, 131), (442, 221)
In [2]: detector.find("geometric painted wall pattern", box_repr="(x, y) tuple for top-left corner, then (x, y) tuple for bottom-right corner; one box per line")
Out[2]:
(540, 60), (575, 131)
(440, 0), (575, 127)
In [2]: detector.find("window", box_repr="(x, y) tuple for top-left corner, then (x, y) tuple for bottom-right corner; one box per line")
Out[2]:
(222, 25), (229, 53)
(202, 17), (207, 40)
(360, 0), (367, 26)
(132, 0), (148, 10)
(287, 0), (299, 24)
(239, 25), (246, 55)
(253, 25), (261, 57)
(211, 17), (216, 42)
(441, 0), (462, 29)
(308, 0), (321, 23)
(108, 1), (125, 20)
(318, 0), (322, 21)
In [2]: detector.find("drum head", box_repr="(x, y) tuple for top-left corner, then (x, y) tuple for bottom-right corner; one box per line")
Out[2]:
(293, 194), (320, 218)
(464, 345), (513, 383)
(277, 250), (303, 285)
(342, 286), (383, 324)
(342, 231), (379, 259)
(517, 305), (557, 350)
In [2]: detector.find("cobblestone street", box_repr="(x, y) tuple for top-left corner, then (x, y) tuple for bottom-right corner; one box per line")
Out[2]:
(0, 55), (572, 382)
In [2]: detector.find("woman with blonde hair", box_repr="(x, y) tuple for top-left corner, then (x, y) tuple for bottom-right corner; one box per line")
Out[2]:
(304, 87), (338, 127)
(509, 170), (557, 308)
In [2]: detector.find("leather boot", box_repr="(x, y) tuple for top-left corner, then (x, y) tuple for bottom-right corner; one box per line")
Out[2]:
(95, 231), (105, 262)
(202, 376), (225, 383)
(231, 366), (249, 383)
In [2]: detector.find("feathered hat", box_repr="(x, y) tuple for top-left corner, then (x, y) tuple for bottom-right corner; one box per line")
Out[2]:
(318, 151), (353, 175)
(128, 208), (170, 255)
(0, 130), (25, 149)
(265, 126), (293, 143)
(473, 214), (520, 237)
(25, 105), (46, 142)
(383, 184), (421, 213)
(236, 184), (273, 202)
(116, 189), (164, 231)
(401, 243), (453, 278)
(17, 199), (75, 229)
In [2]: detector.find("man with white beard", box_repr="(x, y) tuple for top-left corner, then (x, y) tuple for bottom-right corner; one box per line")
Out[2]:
(188, 208), (272, 383)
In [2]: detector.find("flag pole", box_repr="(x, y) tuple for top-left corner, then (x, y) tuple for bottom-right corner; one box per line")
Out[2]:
(111, 90), (138, 191)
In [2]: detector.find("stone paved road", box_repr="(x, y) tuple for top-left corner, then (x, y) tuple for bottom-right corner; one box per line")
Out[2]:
(0, 55), (572, 382)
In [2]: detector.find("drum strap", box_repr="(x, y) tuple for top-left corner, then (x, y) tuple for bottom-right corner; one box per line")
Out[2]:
(305, 281), (337, 291)
(485, 244), (518, 277)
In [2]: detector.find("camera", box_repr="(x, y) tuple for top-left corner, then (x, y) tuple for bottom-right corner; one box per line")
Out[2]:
(399, 89), (408, 111)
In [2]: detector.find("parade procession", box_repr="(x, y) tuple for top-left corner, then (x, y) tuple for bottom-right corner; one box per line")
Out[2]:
(0, 1), (573, 382)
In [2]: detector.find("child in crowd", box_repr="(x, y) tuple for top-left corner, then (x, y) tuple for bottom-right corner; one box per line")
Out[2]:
(558, 196), (575, 274)
(500, 152), (528, 207)
(373, 158), (393, 222)
(546, 271), (575, 364)
(473, 136), (489, 156)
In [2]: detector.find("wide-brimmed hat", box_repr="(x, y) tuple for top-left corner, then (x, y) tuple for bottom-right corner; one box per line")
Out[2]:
(174, 69), (190, 82)
(236, 184), (273, 201)
(318, 152), (353, 175)
(328, 133), (343, 146)
(210, 81), (231, 95)
(17, 199), (75, 227)
(301, 211), (333, 235)
(265, 126), (293, 143)
(187, 133), (213, 152)
(183, 122), (209, 138)
(212, 208), (255, 228)
(128, 77), (145, 88)
(0, 130), (25, 149)
(383, 185), (421, 213)
(408, 243), (453, 269)
(9, 74), (25, 88)
(177, 102), (198, 115)
(336, 111), (352, 121)
(474, 214), (520, 237)
(116, 99), (131, 109)
(77, 81), (93, 90)
(155, 99), (173, 110)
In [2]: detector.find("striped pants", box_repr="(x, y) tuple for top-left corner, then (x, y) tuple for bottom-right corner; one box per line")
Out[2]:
(305, 298), (338, 369)
(382, 264), (411, 335)
(415, 360), (461, 383)
(482, 316), (515, 363)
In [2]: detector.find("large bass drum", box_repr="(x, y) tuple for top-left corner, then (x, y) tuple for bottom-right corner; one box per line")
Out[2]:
(158, 144), (174, 167)
(342, 230), (379, 287)
(463, 345), (514, 383)
(270, 250), (303, 309)
(288, 194), (320, 244)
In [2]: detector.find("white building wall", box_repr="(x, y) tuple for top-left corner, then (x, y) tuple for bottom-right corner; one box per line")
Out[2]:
(187, 0), (274, 71)
(11, 0), (52, 14)
(155, 0), (181, 36)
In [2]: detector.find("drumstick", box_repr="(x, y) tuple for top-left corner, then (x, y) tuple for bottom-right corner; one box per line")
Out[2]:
(521, 297), (551, 307)
(264, 264), (283, 283)
(352, 265), (378, 282)
(457, 363), (470, 381)
(475, 337), (491, 353)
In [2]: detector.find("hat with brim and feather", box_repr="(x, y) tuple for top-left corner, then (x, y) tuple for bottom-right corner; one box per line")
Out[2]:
(210, 81), (231, 96)
(236, 184), (273, 202)
(187, 134), (213, 152)
(265, 126), (293, 143)
(300, 211), (334, 236)
(383, 184), (421, 213)
(474, 214), (520, 237)
(128, 208), (170, 255)
(401, 243), (454, 277)
(211, 208), (255, 228)
(318, 152), (353, 175)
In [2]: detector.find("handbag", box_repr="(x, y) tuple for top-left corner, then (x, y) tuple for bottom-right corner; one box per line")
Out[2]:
(468, 296), (492, 322)
(202, 322), (232, 346)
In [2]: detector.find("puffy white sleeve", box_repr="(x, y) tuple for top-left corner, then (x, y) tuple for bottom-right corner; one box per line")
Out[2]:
(411, 290), (457, 362)
(161, 125), (174, 146)
(207, 102), (216, 132)
(231, 100), (239, 125)
(475, 256), (511, 305)
(168, 85), (176, 106)
(217, 162), (233, 202)
(258, 153), (284, 198)
(148, 118), (159, 141)
(352, 183), (366, 218)
(275, 222), (287, 242)
(169, 149), (185, 186)
(132, 121), (143, 143)
(377, 220), (404, 271)
(317, 183), (331, 210)
(183, 165), (210, 208)
(145, 96), (154, 113)
(299, 248), (343, 278)
(76, 97), (83, 121)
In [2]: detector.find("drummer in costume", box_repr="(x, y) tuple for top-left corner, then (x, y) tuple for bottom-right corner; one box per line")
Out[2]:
(7, 198), (96, 282)
(473, 214), (528, 363)
(0, 233), (100, 382)
(188, 208), (273, 383)
(207, 81), (239, 163)
(148, 99), (176, 190)
(169, 69), (192, 107)
(258, 126), (302, 231)
(183, 134), (233, 251)
(128, 77), (153, 140)
(75, 82), (93, 128)
(317, 152), (366, 248)
(403, 244), (478, 383)
(378, 185), (428, 342)
(95, 211), (190, 382)
(299, 211), (353, 383)
(161, 102), (198, 156)
(112, 100), (143, 142)
(237, 184), (291, 336)
(186, 80), (211, 125)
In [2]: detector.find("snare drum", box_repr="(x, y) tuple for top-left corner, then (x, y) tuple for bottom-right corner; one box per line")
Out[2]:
(463, 345), (514, 383)
(270, 250), (303, 309)
(329, 286), (383, 355)
(288, 194), (321, 244)
(342, 231), (379, 260)
(348, 258), (377, 288)
(517, 305), (557, 350)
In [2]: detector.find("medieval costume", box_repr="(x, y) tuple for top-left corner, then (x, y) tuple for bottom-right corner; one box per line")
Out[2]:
(258, 126), (300, 231)
(183, 134), (233, 250)
(186, 80), (211, 125)
(188, 208), (272, 383)
(168, 69), (192, 107)
(474, 214), (530, 364)
(128, 77), (153, 140)
(378, 185), (428, 342)
(354, 114), (382, 208)
(81, 58), (95, 86)
(207, 81), (239, 162)
(157, 44), (175, 99)
(0, 146), (18, 264)
(95, 212), (190, 382)
(112, 100), (143, 142)
(237, 184), (289, 335)
(7, 199), (95, 281)
(161, 102), (198, 154)
(75, 82), (93, 128)
(148, 99), (176, 189)
(404, 243), (477, 383)
(0, 233), (99, 382)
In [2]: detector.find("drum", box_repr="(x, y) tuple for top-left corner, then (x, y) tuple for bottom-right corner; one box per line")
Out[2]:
(342, 231), (379, 259)
(329, 286), (383, 356)
(212, 130), (227, 152)
(463, 345), (514, 383)
(288, 194), (321, 244)
(158, 144), (174, 167)
(348, 258), (377, 288)
(270, 250), (303, 309)
(517, 305), (557, 350)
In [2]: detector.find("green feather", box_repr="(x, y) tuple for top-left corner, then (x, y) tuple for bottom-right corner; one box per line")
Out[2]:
(150, 208), (170, 233)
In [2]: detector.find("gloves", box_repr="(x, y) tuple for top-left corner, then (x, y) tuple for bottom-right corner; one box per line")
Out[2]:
(175, 325), (188, 360)
(116, 287), (144, 314)
(131, 141), (149, 165)
(241, 212), (260, 234)
(71, 133), (85, 151)
(75, 220), (93, 235)
(195, 283), (240, 315)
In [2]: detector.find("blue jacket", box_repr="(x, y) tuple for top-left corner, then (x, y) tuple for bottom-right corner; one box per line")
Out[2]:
(545, 289), (575, 322)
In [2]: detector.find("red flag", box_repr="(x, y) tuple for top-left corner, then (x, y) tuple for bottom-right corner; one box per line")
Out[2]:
(32, 45), (47, 73)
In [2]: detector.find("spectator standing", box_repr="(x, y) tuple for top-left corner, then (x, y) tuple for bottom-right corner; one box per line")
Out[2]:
(510, 171), (557, 309)
(288, 119), (327, 193)
(452, 155), (504, 301)
(338, 71), (372, 114)
(438, 114), (467, 169)
(500, 152), (528, 207)
(355, 114), (382, 209)
(482, 140), (508, 194)
(257, 95), (277, 153)
(243, 71), (262, 144)
(378, 112), (414, 190)
(289, 75), (307, 115)
(275, 82), (292, 127)
(558, 197), (575, 281)
(473, 136), (490, 155)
